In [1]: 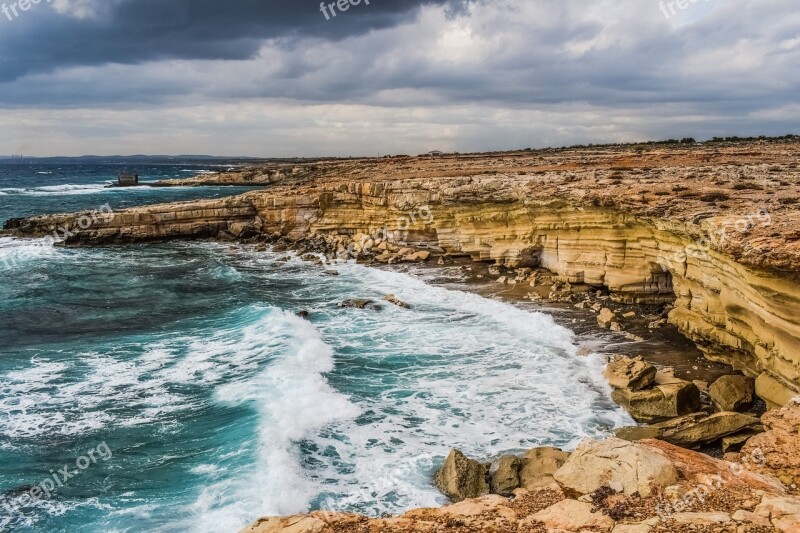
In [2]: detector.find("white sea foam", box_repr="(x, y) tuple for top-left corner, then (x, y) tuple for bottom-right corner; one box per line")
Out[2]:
(187, 312), (360, 533)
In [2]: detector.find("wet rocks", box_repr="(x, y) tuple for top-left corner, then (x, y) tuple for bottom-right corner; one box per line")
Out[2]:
(434, 449), (489, 502)
(709, 375), (755, 412)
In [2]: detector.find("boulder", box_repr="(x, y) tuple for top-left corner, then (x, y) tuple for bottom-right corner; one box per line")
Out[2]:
(525, 499), (615, 532)
(489, 455), (521, 496)
(519, 447), (570, 489)
(598, 308), (618, 328)
(434, 449), (489, 502)
(553, 438), (678, 497)
(604, 356), (657, 391)
(611, 381), (701, 423)
(742, 400), (800, 490)
(709, 375), (755, 412)
(652, 412), (761, 447)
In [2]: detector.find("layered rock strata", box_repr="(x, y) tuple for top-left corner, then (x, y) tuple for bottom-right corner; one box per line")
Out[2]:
(5, 142), (800, 405)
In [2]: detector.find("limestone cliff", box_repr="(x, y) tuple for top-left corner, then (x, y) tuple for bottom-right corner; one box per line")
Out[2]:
(5, 141), (800, 405)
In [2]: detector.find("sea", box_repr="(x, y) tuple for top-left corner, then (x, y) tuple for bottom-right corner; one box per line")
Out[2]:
(0, 163), (632, 532)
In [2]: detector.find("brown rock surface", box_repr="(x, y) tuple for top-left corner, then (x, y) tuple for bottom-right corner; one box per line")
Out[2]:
(611, 381), (701, 423)
(709, 375), (755, 412)
(741, 400), (800, 492)
(652, 412), (762, 447)
(433, 449), (489, 502)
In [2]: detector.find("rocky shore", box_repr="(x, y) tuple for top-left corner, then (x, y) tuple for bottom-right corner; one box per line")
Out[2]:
(244, 401), (800, 532)
(3, 139), (800, 531)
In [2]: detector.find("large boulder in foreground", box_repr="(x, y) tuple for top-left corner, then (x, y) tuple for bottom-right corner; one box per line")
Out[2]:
(709, 374), (755, 412)
(611, 381), (701, 423)
(603, 356), (656, 391)
(434, 449), (489, 502)
(742, 400), (800, 490)
(553, 438), (678, 497)
(652, 411), (761, 447)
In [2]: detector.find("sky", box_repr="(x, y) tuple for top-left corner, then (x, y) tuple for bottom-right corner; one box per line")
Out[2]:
(0, 0), (798, 157)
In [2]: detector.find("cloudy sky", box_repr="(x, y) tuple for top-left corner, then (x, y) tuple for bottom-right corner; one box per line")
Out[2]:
(0, 0), (798, 157)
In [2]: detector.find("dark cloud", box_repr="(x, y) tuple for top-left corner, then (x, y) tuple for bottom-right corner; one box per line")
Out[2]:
(0, 0), (459, 81)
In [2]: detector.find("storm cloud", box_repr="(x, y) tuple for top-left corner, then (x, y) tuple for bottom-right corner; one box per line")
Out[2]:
(1, 0), (798, 156)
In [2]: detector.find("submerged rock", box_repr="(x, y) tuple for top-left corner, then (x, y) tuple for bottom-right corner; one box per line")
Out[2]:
(434, 449), (489, 502)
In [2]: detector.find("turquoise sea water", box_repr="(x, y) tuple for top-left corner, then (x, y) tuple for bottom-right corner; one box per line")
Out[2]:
(0, 165), (632, 532)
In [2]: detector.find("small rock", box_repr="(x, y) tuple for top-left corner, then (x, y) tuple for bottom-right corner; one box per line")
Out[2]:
(598, 308), (618, 328)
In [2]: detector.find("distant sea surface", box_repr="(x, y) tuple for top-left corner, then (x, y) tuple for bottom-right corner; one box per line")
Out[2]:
(0, 163), (631, 532)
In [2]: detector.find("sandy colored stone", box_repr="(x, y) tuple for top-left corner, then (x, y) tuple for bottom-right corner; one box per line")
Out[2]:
(434, 449), (489, 502)
(611, 381), (701, 423)
(652, 411), (761, 447)
(553, 438), (678, 497)
(489, 455), (521, 496)
(672, 511), (732, 525)
(604, 356), (657, 391)
(709, 375), (755, 412)
(519, 447), (570, 490)
(526, 499), (615, 531)
(742, 401), (800, 493)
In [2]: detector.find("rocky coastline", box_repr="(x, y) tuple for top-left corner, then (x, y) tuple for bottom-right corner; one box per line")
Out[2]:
(3, 140), (800, 531)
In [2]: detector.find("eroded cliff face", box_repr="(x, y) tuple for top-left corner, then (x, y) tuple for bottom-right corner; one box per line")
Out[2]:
(5, 143), (800, 406)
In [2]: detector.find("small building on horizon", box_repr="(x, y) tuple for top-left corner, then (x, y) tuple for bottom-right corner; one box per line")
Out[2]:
(423, 150), (446, 158)
(117, 171), (139, 187)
